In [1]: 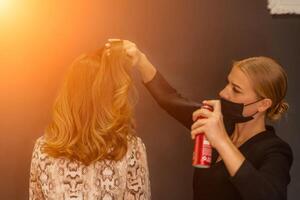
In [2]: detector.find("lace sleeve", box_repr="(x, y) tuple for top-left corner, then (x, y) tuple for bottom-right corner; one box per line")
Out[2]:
(29, 137), (45, 200)
(124, 137), (151, 200)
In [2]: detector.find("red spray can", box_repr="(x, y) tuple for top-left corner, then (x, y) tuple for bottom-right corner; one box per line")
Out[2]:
(192, 104), (213, 168)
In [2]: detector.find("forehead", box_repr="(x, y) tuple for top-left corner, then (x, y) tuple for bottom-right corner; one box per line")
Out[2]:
(228, 66), (253, 89)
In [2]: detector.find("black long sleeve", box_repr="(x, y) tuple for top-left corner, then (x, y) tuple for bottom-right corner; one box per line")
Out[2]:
(144, 71), (201, 129)
(229, 135), (293, 200)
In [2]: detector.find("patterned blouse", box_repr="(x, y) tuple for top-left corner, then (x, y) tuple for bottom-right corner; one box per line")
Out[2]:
(29, 136), (151, 200)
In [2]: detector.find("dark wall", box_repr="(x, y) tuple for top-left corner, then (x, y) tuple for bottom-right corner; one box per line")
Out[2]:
(0, 0), (299, 199)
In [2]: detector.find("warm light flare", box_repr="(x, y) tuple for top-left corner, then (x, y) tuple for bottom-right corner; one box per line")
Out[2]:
(0, 0), (13, 15)
(0, 0), (24, 25)
(0, 0), (9, 7)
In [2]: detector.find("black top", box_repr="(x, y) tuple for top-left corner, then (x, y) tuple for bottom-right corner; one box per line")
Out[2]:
(144, 71), (293, 200)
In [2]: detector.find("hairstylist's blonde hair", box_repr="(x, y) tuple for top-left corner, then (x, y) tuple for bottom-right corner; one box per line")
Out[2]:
(43, 41), (138, 165)
(234, 56), (288, 121)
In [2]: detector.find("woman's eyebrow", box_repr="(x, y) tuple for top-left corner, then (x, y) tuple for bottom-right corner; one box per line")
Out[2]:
(227, 77), (242, 90)
(232, 82), (242, 90)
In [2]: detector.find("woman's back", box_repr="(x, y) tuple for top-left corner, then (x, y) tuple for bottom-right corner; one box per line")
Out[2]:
(29, 41), (151, 199)
(30, 136), (150, 200)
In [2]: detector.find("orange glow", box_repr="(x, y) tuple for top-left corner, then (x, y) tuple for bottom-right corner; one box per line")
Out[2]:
(0, 1), (114, 132)
(0, 0), (12, 12)
(0, 0), (13, 23)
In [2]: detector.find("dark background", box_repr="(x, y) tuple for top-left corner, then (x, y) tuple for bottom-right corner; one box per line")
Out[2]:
(0, 0), (299, 199)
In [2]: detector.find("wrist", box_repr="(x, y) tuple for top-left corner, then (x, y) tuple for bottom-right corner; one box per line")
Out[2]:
(137, 53), (157, 83)
(137, 53), (148, 67)
(215, 133), (232, 153)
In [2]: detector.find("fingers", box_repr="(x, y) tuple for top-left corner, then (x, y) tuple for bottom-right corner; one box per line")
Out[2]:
(106, 39), (138, 53)
(123, 40), (136, 47)
(107, 39), (136, 47)
(105, 39), (138, 59)
(122, 40), (138, 55)
(124, 43), (137, 52)
(191, 127), (205, 139)
(191, 118), (208, 140)
(125, 47), (138, 57)
(106, 38), (123, 47)
(191, 118), (207, 131)
(192, 108), (213, 122)
(106, 39), (133, 48)
(108, 38), (122, 42)
(105, 39), (142, 67)
(202, 100), (221, 113)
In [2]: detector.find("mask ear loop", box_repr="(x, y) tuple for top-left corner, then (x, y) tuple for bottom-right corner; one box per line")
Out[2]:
(243, 98), (264, 117)
(244, 98), (264, 106)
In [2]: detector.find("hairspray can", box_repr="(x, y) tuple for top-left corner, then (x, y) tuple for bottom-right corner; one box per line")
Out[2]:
(192, 104), (213, 168)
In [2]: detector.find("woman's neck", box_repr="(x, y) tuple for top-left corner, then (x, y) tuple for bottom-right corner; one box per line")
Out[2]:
(231, 115), (266, 147)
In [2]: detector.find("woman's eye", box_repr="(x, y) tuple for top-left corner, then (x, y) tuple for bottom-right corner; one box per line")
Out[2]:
(233, 87), (241, 93)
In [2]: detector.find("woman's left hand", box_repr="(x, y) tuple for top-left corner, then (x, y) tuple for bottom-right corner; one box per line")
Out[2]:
(191, 100), (229, 149)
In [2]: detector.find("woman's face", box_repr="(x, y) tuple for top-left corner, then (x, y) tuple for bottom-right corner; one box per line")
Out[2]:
(219, 66), (261, 117)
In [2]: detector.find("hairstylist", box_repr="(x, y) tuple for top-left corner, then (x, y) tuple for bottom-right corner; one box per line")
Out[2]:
(111, 39), (293, 200)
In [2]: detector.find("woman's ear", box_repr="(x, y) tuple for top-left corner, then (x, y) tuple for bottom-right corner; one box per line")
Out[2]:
(258, 98), (272, 112)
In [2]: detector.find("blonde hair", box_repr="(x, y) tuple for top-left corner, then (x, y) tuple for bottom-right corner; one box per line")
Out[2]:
(234, 56), (288, 121)
(43, 41), (138, 165)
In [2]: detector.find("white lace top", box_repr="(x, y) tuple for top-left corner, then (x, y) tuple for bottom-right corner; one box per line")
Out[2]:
(29, 136), (151, 200)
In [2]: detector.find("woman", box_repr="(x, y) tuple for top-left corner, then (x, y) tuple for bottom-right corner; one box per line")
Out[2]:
(117, 39), (293, 200)
(29, 41), (151, 200)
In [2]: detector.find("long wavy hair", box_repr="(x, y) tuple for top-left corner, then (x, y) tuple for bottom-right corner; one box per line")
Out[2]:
(43, 41), (138, 165)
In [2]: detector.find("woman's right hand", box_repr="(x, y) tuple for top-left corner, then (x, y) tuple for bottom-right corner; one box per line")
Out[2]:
(107, 39), (145, 67)
(107, 39), (157, 83)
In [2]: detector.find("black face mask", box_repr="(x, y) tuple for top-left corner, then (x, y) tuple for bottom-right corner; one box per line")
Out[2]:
(220, 98), (262, 135)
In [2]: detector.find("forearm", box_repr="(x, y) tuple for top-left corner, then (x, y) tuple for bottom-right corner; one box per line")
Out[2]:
(137, 53), (157, 83)
(138, 53), (202, 129)
(216, 137), (245, 177)
(144, 71), (201, 129)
